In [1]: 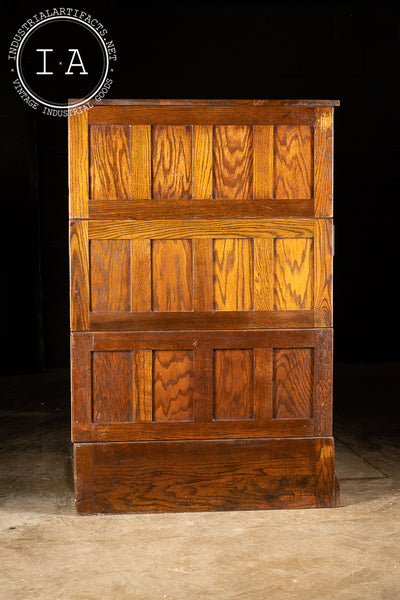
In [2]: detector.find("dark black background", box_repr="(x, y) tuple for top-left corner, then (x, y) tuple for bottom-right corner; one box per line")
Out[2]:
(2, 0), (400, 375)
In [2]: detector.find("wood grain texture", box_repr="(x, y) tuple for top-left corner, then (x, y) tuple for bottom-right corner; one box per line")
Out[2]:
(273, 349), (313, 419)
(314, 219), (333, 327)
(213, 126), (253, 199)
(274, 126), (313, 199)
(313, 329), (333, 436)
(193, 238), (213, 311)
(88, 218), (315, 240)
(193, 125), (212, 199)
(274, 238), (314, 310)
(92, 351), (133, 423)
(193, 349), (214, 422)
(132, 350), (152, 423)
(74, 437), (338, 514)
(70, 328), (332, 443)
(91, 329), (318, 352)
(254, 348), (273, 421)
(314, 108), (333, 217)
(90, 125), (131, 200)
(72, 100), (338, 514)
(253, 125), (274, 199)
(70, 220), (89, 330)
(153, 351), (194, 422)
(90, 240), (131, 312)
(152, 240), (193, 311)
(88, 199), (315, 220)
(69, 111), (88, 218)
(152, 126), (192, 199)
(254, 238), (274, 310)
(131, 239), (151, 312)
(213, 239), (254, 310)
(315, 438), (336, 508)
(74, 443), (94, 514)
(90, 310), (315, 331)
(89, 106), (317, 126)
(71, 333), (91, 437)
(84, 420), (314, 441)
(214, 349), (254, 420)
(131, 125), (151, 200)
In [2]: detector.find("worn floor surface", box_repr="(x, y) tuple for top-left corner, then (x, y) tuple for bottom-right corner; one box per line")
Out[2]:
(0, 364), (399, 599)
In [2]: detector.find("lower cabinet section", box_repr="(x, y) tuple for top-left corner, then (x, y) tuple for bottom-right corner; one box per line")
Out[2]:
(74, 437), (340, 514)
(72, 328), (338, 514)
(71, 328), (333, 442)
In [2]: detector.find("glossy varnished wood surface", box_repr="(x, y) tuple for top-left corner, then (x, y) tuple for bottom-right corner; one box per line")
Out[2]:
(68, 111), (88, 218)
(213, 126), (253, 199)
(70, 100), (338, 514)
(88, 199), (315, 220)
(90, 240), (131, 312)
(153, 350), (194, 422)
(274, 126), (313, 199)
(152, 126), (192, 199)
(90, 125), (131, 200)
(88, 106), (318, 126)
(70, 217), (331, 332)
(88, 218), (315, 239)
(71, 328), (332, 442)
(274, 348), (313, 419)
(74, 437), (338, 514)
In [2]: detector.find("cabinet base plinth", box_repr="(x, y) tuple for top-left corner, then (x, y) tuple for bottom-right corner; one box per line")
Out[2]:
(74, 438), (340, 515)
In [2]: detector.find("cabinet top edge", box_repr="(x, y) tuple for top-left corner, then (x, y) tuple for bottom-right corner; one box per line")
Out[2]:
(68, 98), (340, 107)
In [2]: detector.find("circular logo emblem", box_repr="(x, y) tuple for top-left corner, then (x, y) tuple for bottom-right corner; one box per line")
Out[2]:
(8, 9), (117, 116)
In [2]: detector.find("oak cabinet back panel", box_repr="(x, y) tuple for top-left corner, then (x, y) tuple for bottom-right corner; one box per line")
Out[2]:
(71, 329), (332, 442)
(70, 218), (332, 330)
(69, 100), (338, 514)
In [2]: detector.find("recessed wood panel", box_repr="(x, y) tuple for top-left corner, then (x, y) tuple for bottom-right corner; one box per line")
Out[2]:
(90, 125), (131, 200)
(153, 351), (194, 422)
(90, 240), (131, 312)
(213, 126), (253, 198)
(213, 239), (254, 311)
(214, 350), (253, 421)
(152, 125), (192, 199)
(273, 348), (313, 419)
(274, 125), (313, 199)
(151, 240), (193, 311)
(92, 351), (132, 423)
(274, 239), (313, 310)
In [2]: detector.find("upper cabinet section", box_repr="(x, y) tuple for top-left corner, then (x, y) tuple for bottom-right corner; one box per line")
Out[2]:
(69, 101), (338, 220)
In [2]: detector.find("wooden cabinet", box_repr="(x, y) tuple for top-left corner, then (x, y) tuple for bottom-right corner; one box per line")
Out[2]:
(69, 99), (339, 514)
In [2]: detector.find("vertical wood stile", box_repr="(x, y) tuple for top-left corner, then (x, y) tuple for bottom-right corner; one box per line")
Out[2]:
(131, 125), (151, 200)
(314, 219), (333, 326)
(69, 111), (89, 218)
(70, 220), (89, 330)
(314, 108), (333, 217)
(253, 348), (273, 421)
(193, 125), (213, 199)
(193, 349), (214, 422)
(253, 125), (274, 199)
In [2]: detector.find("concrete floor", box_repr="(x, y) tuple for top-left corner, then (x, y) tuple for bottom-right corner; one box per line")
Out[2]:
(0, 364), (399, 599)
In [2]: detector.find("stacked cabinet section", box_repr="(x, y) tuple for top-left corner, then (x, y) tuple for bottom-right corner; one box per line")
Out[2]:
(69, 100), (339, 514)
